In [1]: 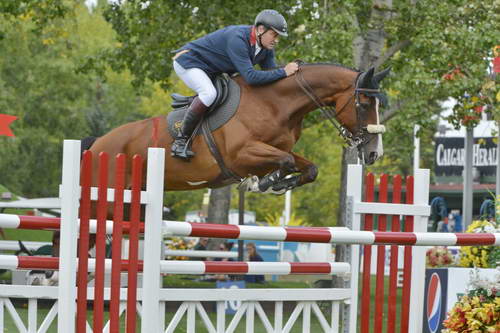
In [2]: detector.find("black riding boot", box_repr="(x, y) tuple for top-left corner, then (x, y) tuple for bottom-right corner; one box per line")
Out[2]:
(171, 97), (209, 160)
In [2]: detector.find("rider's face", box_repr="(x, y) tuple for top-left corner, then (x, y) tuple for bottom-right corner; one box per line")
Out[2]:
(257, 26), (280, 50)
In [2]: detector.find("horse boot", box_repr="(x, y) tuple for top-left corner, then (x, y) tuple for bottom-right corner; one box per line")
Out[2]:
(171, 97), (209, 160)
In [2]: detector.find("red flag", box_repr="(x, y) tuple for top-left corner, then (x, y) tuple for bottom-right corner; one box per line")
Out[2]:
(0, 114), (17, 137)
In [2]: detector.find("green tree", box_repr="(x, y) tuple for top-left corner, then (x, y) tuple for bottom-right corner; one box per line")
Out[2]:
(0, 2), (155, 197)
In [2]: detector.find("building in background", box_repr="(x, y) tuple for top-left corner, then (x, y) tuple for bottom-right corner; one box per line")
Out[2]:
(432, 102), (498, 225)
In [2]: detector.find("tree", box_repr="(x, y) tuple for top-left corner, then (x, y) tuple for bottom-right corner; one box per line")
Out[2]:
(0, 2), (158, 197)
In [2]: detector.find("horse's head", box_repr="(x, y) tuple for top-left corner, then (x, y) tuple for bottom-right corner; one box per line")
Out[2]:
(334, 67), (391, 165)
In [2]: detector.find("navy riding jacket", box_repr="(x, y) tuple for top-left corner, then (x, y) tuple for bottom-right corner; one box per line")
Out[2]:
(175, 25), (286, 85)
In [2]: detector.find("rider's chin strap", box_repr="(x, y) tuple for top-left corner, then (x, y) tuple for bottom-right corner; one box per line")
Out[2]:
(256, 26), (269, 47)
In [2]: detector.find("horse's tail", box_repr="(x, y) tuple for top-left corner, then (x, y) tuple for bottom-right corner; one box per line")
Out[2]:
(81, 136), (98, 157)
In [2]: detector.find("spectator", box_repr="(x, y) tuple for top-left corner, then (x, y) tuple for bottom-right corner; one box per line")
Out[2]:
(27, 231), (60, 286)
(213, 242), (234, 281)
(51, 231), (60, 257)
(193, 237), (209, 261)
(479, 199), (495, 221)
(244, 242), (265, 283)
(214, 242), (234, 261)
(430, 196), (448, 232)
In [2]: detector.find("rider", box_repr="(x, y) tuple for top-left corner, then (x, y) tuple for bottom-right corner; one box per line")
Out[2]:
(171, 9), (299, 160)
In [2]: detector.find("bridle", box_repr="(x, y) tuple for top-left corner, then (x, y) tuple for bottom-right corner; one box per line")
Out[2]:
(295, 65), (386, 148)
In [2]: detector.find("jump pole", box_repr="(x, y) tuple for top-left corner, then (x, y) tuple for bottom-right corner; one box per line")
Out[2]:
(0, 256), (351, 275)
(1, 214), (498, 246)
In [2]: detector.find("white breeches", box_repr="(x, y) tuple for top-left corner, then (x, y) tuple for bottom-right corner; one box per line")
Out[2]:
(173, 60), (217, 107)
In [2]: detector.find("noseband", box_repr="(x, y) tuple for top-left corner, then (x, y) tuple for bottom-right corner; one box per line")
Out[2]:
(295, 67), (385, 148)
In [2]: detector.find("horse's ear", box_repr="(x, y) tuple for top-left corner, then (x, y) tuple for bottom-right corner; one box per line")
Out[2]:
(373, 67), (391, 84)
(358, 67), (375, 88)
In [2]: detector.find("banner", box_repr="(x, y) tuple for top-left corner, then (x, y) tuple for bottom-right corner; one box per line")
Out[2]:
(434, 137), (497, 176)
(216, 280), (246, 314)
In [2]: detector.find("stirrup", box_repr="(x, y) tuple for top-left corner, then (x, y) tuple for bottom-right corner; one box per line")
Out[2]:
(171, 138), (195, 160)
(172, 147), (195, 160)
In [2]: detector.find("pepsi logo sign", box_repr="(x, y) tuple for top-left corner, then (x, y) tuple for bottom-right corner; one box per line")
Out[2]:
(426, 273), (442, 333)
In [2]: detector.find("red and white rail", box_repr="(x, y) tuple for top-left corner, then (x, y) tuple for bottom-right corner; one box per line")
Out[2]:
(164, 221), (500, 246)
(0, 255), (350, 275)
(2, 214), (498, 246)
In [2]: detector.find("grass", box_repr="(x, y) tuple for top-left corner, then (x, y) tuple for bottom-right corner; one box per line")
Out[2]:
(163, 274), (311, 289)
(2, 228), (53, 243)
(361, 275), (403, 332)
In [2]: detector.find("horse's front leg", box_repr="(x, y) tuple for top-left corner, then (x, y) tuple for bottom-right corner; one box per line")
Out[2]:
(270, 153), (318, 192)
(233, 142), (297, 194)
(256, 156), (298, 193)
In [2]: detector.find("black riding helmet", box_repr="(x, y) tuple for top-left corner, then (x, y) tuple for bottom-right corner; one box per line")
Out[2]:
(254, 9), (288, 37)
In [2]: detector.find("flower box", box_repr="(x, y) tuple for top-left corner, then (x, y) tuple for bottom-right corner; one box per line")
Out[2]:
(422, 267), (498, 333)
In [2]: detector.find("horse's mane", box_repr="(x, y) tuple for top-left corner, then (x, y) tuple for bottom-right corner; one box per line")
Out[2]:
(230, 62), (359, 81)
(297, 61), (360, 73)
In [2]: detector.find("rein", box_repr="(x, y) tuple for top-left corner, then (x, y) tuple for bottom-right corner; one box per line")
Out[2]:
(294, 65), (384, 148)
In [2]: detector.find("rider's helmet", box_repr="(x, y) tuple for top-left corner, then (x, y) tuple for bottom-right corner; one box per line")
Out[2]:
(254, 9), (288, 37)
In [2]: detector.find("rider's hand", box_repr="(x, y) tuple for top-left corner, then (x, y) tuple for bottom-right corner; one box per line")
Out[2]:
(284, 62), (299, 76)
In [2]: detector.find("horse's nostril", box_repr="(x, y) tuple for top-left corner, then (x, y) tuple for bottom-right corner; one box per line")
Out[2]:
(369, 152), (378, 163)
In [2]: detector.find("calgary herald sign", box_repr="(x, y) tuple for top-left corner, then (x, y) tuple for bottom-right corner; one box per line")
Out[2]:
(434, 137), (498, 176)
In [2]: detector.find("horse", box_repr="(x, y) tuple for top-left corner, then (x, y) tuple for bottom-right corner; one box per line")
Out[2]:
(87, 62), (390, 194)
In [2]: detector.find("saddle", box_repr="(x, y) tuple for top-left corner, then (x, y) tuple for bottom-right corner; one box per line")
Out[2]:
(166, 75), (242, 186)
(170, 74), (230, 112)
(166, 74), (241, 138)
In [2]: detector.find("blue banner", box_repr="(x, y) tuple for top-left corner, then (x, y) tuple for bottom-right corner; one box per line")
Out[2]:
(216, 280), (246, 315)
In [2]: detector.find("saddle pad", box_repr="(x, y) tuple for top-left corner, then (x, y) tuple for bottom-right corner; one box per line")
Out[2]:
(166, 78), (241, 138)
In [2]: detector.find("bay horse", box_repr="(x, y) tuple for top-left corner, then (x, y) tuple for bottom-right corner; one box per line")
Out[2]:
(87, 63), (390, 194)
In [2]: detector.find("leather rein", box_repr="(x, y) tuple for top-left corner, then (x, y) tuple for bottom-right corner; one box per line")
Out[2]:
(295, 65), (383, 148)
